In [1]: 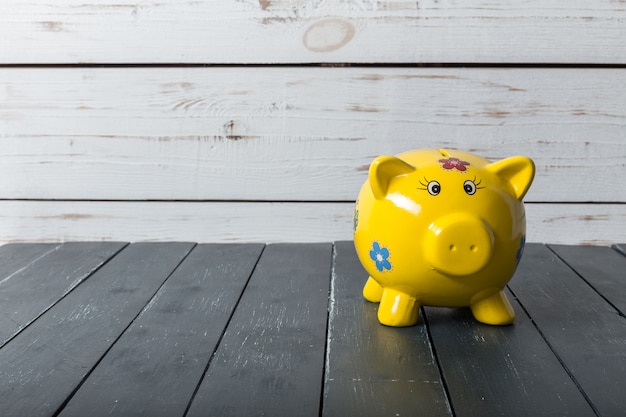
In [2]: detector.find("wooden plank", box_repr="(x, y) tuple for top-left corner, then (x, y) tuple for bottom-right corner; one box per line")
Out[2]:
(0, 200), (623, 246)
(613, 244), (626, 257)
(58, 244), (264, 417)
(549, 244), (626, 316)
(186, 243), (332, 417)
(525, 204), (626, 246)
(0, 242), (126, 347)
(0, 243), (61, 283)
(0, 1), (624, 64)
(0, 242), (195, 417)
(424, 290), (595, 417)
(508, 243), (626, 417)
(322, 241), (451, 417)
(1, 67), (624, 203)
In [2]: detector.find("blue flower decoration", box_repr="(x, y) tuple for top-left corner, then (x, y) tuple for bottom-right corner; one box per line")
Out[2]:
(370, 241), (392, 272)
(516, 235), (526, 265)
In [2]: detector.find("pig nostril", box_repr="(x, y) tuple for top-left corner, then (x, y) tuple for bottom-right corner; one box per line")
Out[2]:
(424, 215), (494, 276)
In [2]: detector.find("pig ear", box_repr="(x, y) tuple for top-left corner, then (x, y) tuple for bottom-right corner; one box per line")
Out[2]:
(485, 156), (535, 200)
(369, 155), (416, 199)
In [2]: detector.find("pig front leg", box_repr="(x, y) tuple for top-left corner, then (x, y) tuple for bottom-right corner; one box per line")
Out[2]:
(363, 277), (419, 326)
(470, 290), (515, 325)
(378, 288), (420, 327)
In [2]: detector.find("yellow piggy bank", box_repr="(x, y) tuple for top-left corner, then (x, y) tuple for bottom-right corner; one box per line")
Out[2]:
(354, 149), (535, 327)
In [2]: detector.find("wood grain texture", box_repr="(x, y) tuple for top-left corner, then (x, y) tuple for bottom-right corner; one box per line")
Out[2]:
(508, 244), (626, 417)
(0, 242), (194, 417)
(1, 0), (624, 64)
(0, 200), (623, 246)
(0, 243), (61, 283)
(0, 242), (126, 347)
(186, 243), (332, 417)
(323, 241), (451, 417)
(1, 67), (624, 203)
(58, 243), (264, 417)
(424, 288), (595, 417)
(0, 243), (623, 415)
(548, 244), (626, 316)
(1, 3), (623, 244)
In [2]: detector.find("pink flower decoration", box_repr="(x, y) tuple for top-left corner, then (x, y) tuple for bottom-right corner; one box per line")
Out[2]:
(439, 157), (470, 172)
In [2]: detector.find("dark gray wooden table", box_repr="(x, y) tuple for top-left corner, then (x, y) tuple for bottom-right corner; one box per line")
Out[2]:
(0, 242), (624, 417)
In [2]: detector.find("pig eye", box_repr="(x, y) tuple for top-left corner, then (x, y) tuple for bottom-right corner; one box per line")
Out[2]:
(463, 179), (477, 195)
(418, 178), (441, 196)
(427, 181), (441, 196)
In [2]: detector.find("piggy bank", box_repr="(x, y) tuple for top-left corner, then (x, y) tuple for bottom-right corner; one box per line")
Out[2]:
(354, 148), (535, 326)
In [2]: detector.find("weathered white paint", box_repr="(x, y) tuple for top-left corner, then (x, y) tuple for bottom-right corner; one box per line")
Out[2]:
(0, 201), (622, 246)
(1, 1), (624, 245)
(1, 67), (624, 203)
(0, 0), (625, 64)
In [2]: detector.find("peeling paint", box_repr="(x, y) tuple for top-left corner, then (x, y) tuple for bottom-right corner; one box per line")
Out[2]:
(39, 21), (65, 32)
(348, 105), (382, 113)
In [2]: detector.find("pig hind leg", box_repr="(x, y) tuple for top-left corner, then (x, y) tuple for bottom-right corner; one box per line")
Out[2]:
(470, 290), (515, 325)
(363, 276), (384, 302)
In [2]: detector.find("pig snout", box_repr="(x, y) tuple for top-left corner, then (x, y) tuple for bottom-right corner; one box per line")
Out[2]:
(424, 213), (494, 276)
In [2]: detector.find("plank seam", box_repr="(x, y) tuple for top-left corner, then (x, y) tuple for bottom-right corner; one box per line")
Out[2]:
(182, 244), (267, 417)
(546, 245), (625, 318)
(612, 244), (626, 257)
(421, 308), (456, 417)
(0, 245), (65, 349)
(319, 242), (337, 417)
(0, 244), (62, 287)
(1, 63), (626, 69)
(51, 242), (195, 417)
(506, 279), (601, 417)
(2, 199), (625, 205)
(0, 243), (129, 350)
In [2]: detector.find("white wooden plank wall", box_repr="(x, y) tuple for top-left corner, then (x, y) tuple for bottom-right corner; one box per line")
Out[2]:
(2, 1), (625, 64)
(1, 1), (625, 244)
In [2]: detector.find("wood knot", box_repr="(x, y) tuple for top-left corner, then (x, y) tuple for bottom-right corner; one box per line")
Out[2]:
(303, 18), (355, 53)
